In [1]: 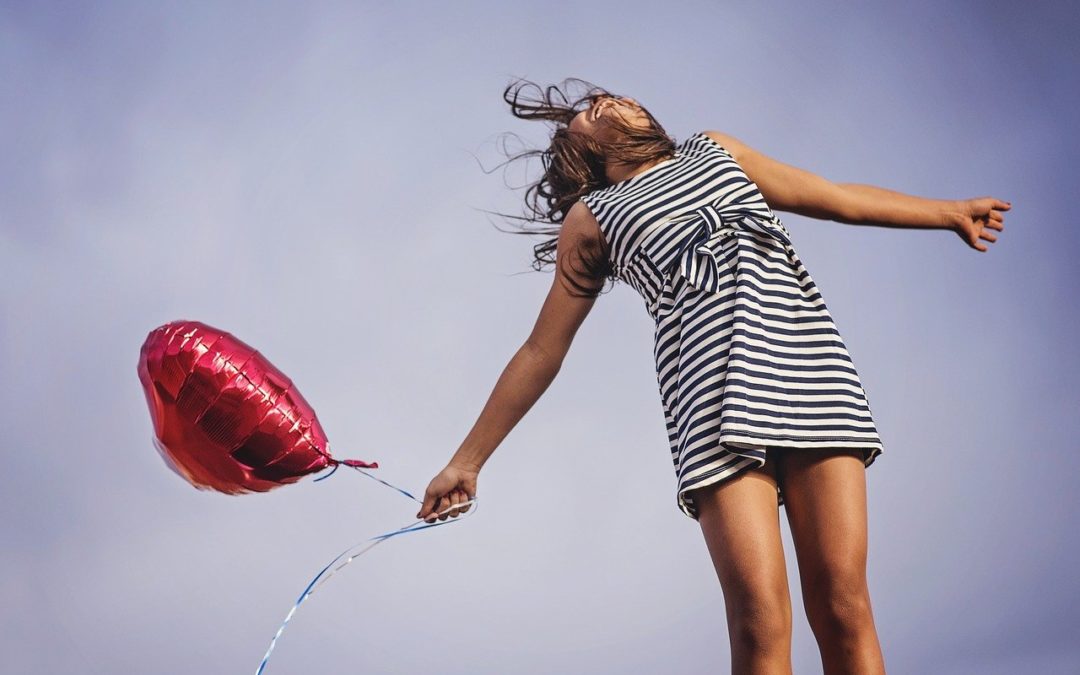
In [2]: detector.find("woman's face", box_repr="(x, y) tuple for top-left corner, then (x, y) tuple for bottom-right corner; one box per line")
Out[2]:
(568, 95), (650, 143)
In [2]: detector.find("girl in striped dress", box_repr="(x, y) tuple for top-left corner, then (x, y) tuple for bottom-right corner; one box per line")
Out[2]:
(416, 77), (1010, 673)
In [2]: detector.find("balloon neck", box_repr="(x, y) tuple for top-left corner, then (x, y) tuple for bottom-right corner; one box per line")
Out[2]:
(339, 458), (379, 469)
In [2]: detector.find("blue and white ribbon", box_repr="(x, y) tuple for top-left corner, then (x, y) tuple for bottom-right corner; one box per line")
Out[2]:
(255, 465), (478, 674)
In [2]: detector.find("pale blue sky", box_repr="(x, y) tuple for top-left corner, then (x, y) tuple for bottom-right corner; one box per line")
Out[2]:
(2, 1), (1078, 673)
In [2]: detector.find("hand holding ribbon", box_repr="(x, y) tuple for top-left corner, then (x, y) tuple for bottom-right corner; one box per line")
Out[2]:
(416, 461), (479, 523)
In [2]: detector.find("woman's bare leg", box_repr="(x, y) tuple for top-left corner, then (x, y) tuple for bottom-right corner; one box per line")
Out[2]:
(776, 448), (886, 675)
(689, 452), (793, 675)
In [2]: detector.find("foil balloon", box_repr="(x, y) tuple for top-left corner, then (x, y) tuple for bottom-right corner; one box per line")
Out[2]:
(137, 320), (377, 494)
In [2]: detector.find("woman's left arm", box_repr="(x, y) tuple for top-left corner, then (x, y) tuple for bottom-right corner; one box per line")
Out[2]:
(704, 130), (1012, 252)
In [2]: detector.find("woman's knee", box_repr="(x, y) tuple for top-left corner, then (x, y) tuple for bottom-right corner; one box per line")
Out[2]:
(726, 584), (793, 651)
(806, 569), (873, 624)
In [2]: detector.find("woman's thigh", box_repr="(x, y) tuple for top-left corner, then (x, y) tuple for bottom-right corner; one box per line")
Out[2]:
(689, 454), (790, 610)
(775, 448), (870, 597)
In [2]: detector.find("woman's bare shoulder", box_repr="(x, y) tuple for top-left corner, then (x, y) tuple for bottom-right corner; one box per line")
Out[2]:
(701, 130), (750, 161)
(563, 199), (603, 238)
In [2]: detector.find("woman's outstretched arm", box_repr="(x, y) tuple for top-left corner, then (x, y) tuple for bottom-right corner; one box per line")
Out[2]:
(416, 201), (604, 522)
(703, 130), (1011, 252)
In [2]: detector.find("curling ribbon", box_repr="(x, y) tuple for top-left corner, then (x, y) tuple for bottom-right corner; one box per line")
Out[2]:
(255, 464), (478, 674)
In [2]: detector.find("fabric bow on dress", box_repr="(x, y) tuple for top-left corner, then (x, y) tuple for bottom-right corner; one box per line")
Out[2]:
(621, 201), (795, 321)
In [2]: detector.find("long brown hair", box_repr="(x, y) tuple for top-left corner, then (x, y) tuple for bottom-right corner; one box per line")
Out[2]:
(486, 77), (676, 297)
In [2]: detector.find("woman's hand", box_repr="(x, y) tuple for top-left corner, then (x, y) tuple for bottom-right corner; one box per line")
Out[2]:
(416, 462), (479, 523)
(946, 197), (1011, 252)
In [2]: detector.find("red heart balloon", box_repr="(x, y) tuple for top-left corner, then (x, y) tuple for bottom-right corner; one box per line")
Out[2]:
(137, 320), (377, 494)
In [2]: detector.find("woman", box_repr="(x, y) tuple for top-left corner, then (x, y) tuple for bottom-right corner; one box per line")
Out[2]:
(415, 78), (1009, 673)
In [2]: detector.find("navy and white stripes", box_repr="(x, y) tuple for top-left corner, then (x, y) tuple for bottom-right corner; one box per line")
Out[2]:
(580, 132), (883, 520)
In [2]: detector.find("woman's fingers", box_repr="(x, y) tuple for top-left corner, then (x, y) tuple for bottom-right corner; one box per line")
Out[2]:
(417, 488), (437, 521)
(428, 494), (449, 522)
(447, 490), (464, 516)
(420, 486), (477, 523)
(443, 491), (463, 520)
(441, 491), (457, 520)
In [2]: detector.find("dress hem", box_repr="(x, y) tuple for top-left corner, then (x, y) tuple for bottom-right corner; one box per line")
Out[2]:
(675, 437), (883, 521)
(719, 430), (884, 451)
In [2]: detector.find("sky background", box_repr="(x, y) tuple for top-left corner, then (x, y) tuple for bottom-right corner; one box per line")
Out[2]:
(2, 1), (1078, 673)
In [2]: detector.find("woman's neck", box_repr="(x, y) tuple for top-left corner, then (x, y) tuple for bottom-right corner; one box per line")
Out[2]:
(605, 155), (672, 185)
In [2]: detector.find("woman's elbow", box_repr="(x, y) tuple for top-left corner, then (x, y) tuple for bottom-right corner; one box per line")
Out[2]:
(522, 338), (566, 375)
(797, 184), (862, 223)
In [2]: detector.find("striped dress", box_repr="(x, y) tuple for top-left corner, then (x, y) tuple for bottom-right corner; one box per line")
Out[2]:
(579, 131), (883, 520)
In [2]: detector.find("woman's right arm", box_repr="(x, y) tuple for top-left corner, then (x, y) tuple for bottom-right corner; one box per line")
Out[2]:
(417, 201), (606, 521)
(703, 130), (1010, 251)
